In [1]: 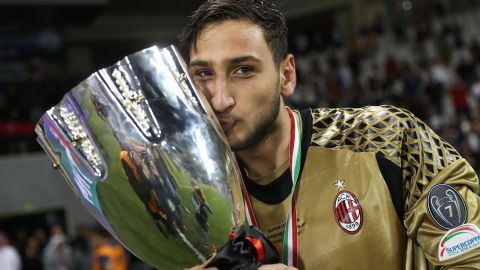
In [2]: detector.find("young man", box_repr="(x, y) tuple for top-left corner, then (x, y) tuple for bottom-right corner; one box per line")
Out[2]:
(180, 0), (480, 269)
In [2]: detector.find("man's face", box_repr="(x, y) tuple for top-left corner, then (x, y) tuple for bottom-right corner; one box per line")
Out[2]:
(188, 19), (283, 151)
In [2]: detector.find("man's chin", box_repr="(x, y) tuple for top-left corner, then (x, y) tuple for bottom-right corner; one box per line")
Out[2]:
(225, 135), (245, 152)
(229, 138), (258, 152)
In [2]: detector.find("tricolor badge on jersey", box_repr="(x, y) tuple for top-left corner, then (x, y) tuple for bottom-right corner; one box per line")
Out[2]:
(427, 184), (467, 230)
(438, 223), (480, 261)
(333, 190), (363, 234)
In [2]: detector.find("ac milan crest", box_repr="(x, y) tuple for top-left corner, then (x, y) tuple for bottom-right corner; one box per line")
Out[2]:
(333, 190), (363, 234)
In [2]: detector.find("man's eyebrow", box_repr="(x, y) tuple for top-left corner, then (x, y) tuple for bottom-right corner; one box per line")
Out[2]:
(189, 60), (210, 68)
(226, 56), (262, 65)
(189, 56), (262, 68)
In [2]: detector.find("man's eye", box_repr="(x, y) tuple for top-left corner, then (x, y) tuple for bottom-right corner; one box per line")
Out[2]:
(234, 66), (254, 75)
(195, 70), (213, 77)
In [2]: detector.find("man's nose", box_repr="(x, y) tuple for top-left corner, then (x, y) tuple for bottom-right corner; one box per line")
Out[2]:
(210, 77), (234, 113)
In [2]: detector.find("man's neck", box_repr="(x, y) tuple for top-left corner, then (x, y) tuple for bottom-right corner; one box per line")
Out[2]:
(236, 107), (291, 179)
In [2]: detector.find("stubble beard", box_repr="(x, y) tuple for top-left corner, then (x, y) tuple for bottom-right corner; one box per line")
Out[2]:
(229, 84), (281, 152)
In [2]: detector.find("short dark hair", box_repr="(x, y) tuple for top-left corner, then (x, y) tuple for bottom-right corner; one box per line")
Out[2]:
(179, 0), (288, 67)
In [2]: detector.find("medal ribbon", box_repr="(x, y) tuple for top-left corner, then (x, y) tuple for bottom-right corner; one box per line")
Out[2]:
(238, 107), (301, 267)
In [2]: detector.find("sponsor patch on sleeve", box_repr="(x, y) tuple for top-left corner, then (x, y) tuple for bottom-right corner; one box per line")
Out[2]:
(427, 184), (467, 230)
(438, 223), (480, 261)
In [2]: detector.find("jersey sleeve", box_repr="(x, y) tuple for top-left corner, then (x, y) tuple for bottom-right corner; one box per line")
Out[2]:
(398, 107), (480, 268)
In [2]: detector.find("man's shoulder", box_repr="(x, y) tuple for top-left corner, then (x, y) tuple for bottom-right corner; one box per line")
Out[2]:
(308, 105), (420, 138)
(1, 245), (20, 256)
(310, 105), (416, 125)
(305, 105), (432, 164)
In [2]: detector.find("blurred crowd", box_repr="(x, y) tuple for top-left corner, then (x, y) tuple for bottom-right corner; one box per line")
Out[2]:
(0, 224), (153, 270)
(287, 6), (480, 174)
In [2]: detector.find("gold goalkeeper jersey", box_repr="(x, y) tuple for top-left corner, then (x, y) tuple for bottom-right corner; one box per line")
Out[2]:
(241, 105), (480, 269)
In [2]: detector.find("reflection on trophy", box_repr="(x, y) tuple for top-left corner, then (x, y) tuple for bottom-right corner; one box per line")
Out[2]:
(34, 45), (247, 269)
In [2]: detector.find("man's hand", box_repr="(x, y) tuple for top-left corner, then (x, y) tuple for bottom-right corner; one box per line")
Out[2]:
(259, 264), (298, 270)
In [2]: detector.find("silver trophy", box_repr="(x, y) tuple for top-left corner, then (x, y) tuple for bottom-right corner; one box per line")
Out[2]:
(35, 45), (246, 269)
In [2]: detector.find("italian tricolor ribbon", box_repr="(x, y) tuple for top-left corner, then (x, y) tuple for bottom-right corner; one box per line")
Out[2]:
(238, 107), (301, 267)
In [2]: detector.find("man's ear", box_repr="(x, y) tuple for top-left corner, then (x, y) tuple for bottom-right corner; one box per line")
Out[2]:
(279, 53), (296, 97)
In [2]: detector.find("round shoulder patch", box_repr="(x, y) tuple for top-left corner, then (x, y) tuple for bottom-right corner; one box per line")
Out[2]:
(427, 184), (467, 230)
(333, 190), (363, 234)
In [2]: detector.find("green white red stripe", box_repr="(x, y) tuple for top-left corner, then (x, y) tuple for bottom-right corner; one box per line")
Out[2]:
(239, 107), (301, 267)
(282, 107), (301, 267)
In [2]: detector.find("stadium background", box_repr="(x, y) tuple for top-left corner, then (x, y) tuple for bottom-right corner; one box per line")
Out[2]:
(0, 0), (479, 269)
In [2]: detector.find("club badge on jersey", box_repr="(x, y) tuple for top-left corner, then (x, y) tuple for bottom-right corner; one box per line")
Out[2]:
(332, 179), (363, 234)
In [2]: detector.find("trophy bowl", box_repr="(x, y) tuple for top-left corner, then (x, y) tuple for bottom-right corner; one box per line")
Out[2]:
(35, 45), (245, 269)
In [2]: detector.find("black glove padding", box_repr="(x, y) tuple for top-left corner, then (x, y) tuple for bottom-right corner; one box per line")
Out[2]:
(206, 225), (279, 270)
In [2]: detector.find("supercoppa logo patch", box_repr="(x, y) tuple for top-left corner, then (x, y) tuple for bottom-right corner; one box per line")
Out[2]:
(427, 184), (467, 230)
(438, 223), (480, 261)
(333, 190), (363, 234)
